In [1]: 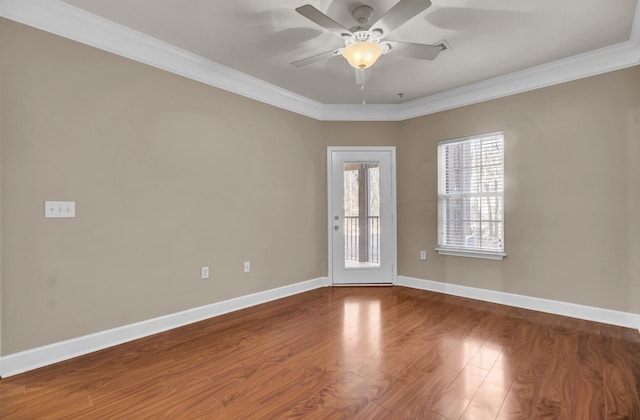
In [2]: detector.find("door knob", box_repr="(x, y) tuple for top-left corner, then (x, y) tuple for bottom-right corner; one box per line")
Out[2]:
(334, 216), (339, 220)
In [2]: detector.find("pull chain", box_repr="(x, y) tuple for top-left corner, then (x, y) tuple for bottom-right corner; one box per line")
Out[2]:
(360, 69), (366, 105)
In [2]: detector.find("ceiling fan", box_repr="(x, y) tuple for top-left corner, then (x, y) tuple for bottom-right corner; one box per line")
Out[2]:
(291, 0), (448, 82)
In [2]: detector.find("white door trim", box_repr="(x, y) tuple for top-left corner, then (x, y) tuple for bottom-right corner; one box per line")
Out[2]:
(327, 146), (397, 286)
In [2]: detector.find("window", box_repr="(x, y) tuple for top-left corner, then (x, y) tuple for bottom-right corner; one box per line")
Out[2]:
(436, 132), (505, 260)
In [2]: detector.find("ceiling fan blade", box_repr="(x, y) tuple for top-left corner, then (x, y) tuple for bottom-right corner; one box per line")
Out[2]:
(388, 40), (444, 60)
(371, 0), (432, 36)
(295, 5), (352, 38)
(291, 49), (342, 67)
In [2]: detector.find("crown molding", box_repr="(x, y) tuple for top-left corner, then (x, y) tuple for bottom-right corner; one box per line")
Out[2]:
(397, 39), (640, 120)
(1, 0), (639, 122)
(0, 0), (325, 119)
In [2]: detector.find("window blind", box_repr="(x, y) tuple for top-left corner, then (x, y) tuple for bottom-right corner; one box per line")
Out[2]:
(437, 132), (504, 254)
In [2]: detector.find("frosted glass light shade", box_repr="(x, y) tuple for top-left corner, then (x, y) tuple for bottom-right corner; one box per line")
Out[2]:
(342, 42), (383, 69)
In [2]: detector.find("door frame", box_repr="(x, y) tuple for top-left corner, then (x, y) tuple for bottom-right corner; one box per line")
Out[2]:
(327, 146), (397, 286)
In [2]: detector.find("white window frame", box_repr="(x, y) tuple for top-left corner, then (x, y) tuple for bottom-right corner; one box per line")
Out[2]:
(435, 131), (506, 260)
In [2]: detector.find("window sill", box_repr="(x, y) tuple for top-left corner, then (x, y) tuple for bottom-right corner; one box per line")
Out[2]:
(435, 247), (506, 260)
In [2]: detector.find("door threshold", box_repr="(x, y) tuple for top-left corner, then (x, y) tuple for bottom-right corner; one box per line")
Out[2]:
(332, 283), (393, 287)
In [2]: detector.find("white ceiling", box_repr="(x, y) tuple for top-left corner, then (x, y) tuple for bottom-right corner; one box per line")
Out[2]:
(1, 0), (639, 120)
(57, 0), (637, 105)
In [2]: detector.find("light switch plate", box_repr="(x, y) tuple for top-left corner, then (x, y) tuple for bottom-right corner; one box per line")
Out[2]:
(243, 261), (251, 273)
(45, 201), (76, 218)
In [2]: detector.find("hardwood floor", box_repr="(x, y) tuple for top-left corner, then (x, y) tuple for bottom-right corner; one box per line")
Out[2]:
(1, 286), (639, 419)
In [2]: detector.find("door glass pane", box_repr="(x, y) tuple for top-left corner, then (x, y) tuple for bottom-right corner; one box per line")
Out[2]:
(343, 162), (380, 269)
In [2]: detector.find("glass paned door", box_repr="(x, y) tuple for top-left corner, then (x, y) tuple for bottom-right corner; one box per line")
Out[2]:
(329, 148), (396, 285)
(343, 162), (381, 268)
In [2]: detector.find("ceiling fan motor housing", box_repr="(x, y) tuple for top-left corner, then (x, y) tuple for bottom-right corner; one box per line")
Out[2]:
(343, 29), (389, 54)
(352, 5), (374, 24)
(347, 30), (380, 44)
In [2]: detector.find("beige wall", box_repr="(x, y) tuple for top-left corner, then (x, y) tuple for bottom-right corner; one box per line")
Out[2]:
(628, 100), (640, 314)
(1, 19), (638, 356)
(398, 66), (640, 314)
(0, 20), (399, 354)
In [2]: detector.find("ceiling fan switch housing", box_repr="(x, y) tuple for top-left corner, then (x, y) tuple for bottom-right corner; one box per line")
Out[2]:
(352, 5), (374, 24)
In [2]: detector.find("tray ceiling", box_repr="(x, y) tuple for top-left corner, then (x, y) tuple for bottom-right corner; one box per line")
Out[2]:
(1, 0), (639, 120)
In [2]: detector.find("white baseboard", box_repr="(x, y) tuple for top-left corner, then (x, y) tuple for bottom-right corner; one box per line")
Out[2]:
(0, 277), (330, 378)
(396, 276), (640, 332)
(2, 275), (636, 377)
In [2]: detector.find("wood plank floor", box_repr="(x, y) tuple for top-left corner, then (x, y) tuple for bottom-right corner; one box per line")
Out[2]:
(1, 286), (639, 419)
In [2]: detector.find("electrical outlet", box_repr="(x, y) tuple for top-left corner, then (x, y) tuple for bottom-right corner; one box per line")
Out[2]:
(201, 266), (209, 279)
(420, 251), (427, 261)
(45, 201), (76, 218)
(243, 261), (251, 273)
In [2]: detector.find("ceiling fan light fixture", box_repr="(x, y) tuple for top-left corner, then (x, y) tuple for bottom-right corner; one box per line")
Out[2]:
(342, 41), (383, 69)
